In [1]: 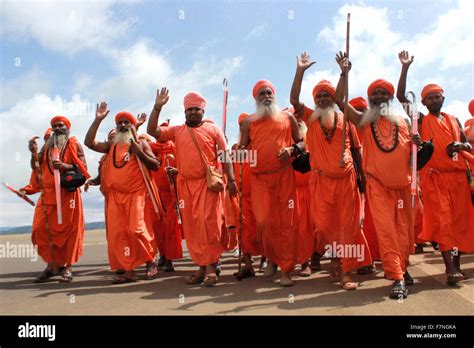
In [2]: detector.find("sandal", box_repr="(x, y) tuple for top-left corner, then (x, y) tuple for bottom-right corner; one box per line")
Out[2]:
(446, 272), (464, 286)
(299, 263), (312, 277)
(202, 273), (218, 287)
(58, 268), (73, 283)
(34, 268), (56, 283)
(145, 262), (158, 280)
(341, 276), (358, 290)
(233, 267), (255, 279)
(185, 273), (205, 285)
(389, 281), (409, 299)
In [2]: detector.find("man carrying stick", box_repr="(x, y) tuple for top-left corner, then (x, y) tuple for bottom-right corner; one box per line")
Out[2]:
(30, 116), (89, 283)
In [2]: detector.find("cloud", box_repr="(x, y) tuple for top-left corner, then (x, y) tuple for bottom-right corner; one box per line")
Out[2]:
(0, 67), (52, 109)
(244, 24), (266, 40)
(0, 0), (134, 55)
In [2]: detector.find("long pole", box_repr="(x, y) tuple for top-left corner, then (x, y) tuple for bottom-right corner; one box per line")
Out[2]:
(165, 154), (182, 225)
(52, 135), (62, 224)
(340, 13), (351, 168)
(222, 78), (228, 135)
(408, 91), (418, 207)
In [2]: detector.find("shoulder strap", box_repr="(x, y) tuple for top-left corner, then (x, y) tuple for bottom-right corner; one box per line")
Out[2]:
(187, 126), (208, 169)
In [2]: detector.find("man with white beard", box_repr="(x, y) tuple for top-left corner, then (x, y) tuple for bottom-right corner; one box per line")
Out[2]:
(335, 56), (418, 299)
(290, 52), (372, 290)
(85, 103), (159, 283)
(239, 80), (303, 286)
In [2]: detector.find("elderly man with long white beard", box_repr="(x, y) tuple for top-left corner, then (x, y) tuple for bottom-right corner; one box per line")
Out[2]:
(335, 57), (418, 299)
(239, 80), (304, 287)
(85, 102), (159, 283)
(290, 52), (372, 290)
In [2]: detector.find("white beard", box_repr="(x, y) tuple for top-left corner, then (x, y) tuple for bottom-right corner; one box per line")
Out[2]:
(308, 104), (336, 128)
(114, 129), (133, 144)
(251, 99), (281, 121)
(359, 101), (402, 127)
(55, 134), (68, 150)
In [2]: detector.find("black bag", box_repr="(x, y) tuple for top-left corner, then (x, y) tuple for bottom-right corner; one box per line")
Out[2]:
(292, 144), (311, 173)
(61, 165), (86, 191)
(417, 141), (434, 170)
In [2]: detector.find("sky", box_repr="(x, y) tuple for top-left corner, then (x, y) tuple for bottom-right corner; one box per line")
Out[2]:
(0, 0), (473, 227)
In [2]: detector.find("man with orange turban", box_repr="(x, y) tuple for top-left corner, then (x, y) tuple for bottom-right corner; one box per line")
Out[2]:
(147, 88), (237, 287)
(336, 56), (417, 299)
(85, 102), (159, 283)
(29, 117), (89, 283)
(145, 121), (183, 272)
(416, 84), (474, 285)
(239, 79), (303, 287)
(290, 52), (372, 290)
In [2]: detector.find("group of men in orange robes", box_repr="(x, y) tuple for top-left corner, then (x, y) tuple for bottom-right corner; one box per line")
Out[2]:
(22, 48), (472, 298)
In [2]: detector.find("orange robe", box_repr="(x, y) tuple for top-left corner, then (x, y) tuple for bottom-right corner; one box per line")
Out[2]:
(295, 170), (314, 265)
(359, 118), (414, 281)
(104, 143), (156, 270)
(31, 136), (89, 266)
(419, 113), (474, 252)
(159, 121), (225, 266)
(248, 112), (297, 272)
(147, 141), (183, 260)
(302, 107), (371, 272)
(235, 161), (261, 256)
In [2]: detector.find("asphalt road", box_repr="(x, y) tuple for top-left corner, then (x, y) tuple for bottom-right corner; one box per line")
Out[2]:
(1, 230), (473, 315)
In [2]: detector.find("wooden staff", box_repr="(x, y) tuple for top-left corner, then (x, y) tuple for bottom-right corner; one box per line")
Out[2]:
(165, 154), (182, 225)
(131, 128), (165, 218)
(408, 91), (418, 207)
(52, 135), (62, 224)
(31, 137), (55, 265)
(222, 78), (229, 135)
(339, 13), (351, 168)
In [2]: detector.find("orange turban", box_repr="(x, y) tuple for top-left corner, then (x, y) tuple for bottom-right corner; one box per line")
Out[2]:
(349, 97), (368, 111)
(367, 79), (395, 97)
(50, 116), (71, 129)
(252, 80), (276, 99)
(184, 92), (206, 110)
(238, 113), (249, 126)
(43, 128), (52, 139)
(312, 80), (335, 100)
(160, 121), (169, 127)
(421, 84), (444, 101)
(465, 118), (474, 128)
(115, 111), (137, 127)
(468, 99), (474, 117)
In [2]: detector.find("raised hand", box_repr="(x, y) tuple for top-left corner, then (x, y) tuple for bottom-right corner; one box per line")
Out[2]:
(96, 101), (110, 120)
(296, 52), (316, 71)
(155, 87), (169, 108)
(136, 113), (147, 129)
(335, 51), (351, 73)
(398, 50), (414, 67)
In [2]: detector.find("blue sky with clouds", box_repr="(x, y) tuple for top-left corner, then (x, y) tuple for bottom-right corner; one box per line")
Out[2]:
(0, 0), (472, 227)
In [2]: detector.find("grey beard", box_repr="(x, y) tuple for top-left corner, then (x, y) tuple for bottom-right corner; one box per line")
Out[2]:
(55, 134), (68, 150)
(308, 104), (336, 128)
(114, 129), (133, 144)
(359, 102), (401, 127)
(253, 100), (280, 120)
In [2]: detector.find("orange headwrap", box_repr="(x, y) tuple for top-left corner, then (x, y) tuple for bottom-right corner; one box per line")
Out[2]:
(238, 113), (249, 126)
(115, 111), (137, 127)
(312, 80), (335, 100)
(367, 79), (395, 97)
(421, 84), (444, 101)
(43, 128), (52, 140)
(468, 99), (474, 117)
(184, 92), (206, 110)
(160, 121), (169, 127)
(252, 80), (276, 99)
(50, 116), (71, 129)
(349, 97), (368, 111)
